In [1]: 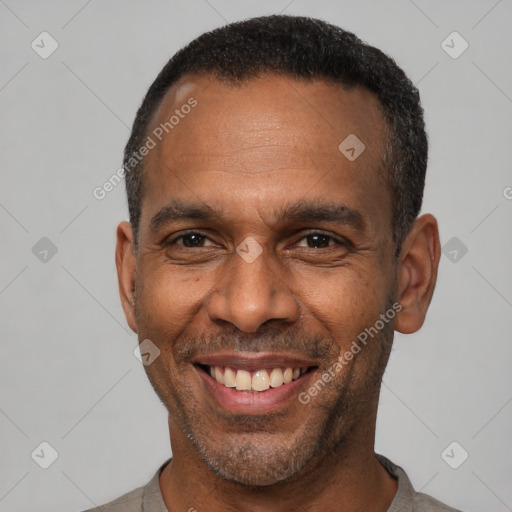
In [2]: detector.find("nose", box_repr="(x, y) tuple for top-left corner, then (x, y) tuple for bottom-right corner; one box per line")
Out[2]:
(206, 245), (299, 333)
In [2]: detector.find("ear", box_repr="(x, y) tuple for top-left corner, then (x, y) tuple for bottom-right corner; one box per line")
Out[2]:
(394, 214), (441, 334)
(115, 221), (138, 333)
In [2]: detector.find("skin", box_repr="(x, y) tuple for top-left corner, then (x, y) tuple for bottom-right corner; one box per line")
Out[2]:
(116, 73), (440, 512)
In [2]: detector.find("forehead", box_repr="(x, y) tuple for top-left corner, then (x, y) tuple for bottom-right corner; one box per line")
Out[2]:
(149, 73), (386, 156)
(140, 73), (389, 233)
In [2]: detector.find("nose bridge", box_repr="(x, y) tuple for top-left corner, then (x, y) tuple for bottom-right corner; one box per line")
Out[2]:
(206, 243), (298, 332)
(231, 247), (275, 302)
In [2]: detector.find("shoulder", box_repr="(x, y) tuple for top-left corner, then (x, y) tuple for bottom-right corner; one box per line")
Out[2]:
(80, 458), (171, 512)
(376, 453), (464, 512)
(82, 484), (145, 512)
(412, 491), (463, 511)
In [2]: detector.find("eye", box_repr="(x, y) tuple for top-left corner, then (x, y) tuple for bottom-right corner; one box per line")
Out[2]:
(295, 232), (345, 249)
(167, 231), (216, 248)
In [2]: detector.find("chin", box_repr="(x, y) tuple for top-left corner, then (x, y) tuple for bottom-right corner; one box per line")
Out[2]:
(203, 453), (301, 487)
(192, 433), (319, 487)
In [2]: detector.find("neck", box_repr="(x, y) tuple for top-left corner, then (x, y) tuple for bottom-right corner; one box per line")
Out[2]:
(159, 400), (397, 512)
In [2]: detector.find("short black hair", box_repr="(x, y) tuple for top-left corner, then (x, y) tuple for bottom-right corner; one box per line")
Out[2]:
(124, 14), (427, 255)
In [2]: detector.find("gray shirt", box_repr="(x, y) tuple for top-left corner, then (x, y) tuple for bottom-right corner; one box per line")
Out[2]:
(83, 454), (462, 512)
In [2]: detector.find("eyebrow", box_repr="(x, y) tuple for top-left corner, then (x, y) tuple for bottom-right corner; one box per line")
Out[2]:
(149, 201), (219, 232)
(149, 199), (365, 233)
(276, 201), (365, 231)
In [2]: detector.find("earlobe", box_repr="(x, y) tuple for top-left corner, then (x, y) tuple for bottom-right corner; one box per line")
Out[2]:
(115, 221), (138, 333)
(394, 214), (441, 334)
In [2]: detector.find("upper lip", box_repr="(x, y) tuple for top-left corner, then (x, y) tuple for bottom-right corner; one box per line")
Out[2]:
(194, 352), (318, 370)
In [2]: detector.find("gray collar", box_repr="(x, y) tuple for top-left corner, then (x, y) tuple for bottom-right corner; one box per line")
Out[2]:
(142, 458), (171, 512)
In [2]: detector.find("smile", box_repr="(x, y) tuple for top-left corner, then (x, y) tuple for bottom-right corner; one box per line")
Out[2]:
(201, 365), (310, 392)
(193, 353), (318, 413)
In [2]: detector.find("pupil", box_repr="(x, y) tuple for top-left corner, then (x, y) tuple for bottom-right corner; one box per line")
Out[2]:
(308, 234), (329, 248)
(184, 234), (203, 247)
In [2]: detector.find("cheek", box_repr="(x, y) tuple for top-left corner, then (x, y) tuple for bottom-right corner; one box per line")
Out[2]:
(296, 265), (390, 359)
(303, 266), (384, 321)
(297, 270), (392, 403)
(136, 265), (213, 340)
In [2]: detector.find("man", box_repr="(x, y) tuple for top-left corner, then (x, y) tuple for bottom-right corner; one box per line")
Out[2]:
(88, 14), (461, 512)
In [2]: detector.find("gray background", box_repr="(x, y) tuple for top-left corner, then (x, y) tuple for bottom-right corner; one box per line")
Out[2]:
(1, 1), (511, 511)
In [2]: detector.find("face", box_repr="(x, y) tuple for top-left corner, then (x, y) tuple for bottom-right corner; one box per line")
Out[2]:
(123, 74), (400, 486)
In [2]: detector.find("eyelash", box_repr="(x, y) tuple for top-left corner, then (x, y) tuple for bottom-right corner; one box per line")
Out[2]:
(165, 230), (349, 250)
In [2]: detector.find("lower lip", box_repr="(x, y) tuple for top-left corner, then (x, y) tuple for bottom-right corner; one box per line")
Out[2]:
(197, 367), (314, 414)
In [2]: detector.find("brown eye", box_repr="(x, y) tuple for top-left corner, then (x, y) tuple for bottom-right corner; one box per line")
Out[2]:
(179, 233), (206, 247)
(167, 231), (215, 248)
(296, 232), (342, 249)
(305, 234), (332, 248)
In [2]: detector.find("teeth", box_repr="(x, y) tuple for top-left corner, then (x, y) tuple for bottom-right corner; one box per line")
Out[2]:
(235, 369), (252, 391)
(223, 367), (236, 387)
(269, 368), (284, 387)
(252, 370), (270, 391)
(214, 366), (224, 385)
(208, 365), (307, 392)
